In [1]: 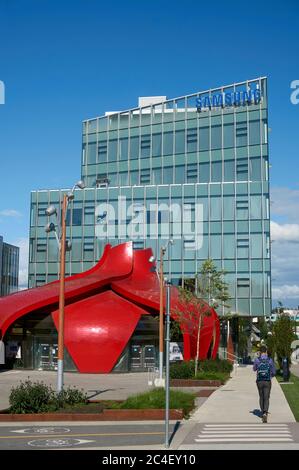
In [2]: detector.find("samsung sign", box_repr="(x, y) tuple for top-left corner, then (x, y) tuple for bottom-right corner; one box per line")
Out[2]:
(196, 88), (261, 112)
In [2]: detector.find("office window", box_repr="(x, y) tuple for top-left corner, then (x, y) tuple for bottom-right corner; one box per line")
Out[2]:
(108, 139), (117, 161)
(119, 172), (129, 186)
(199, 162), (210, 183)
(152, 133), (162, 157)
(83, 240), (94, 261)
(175, 165), (185, 183)
(163, 131), (173, 156)
(141, 135), (151, 158)
(210, 235), (221, 259)
(236, 159), (248, 181)
(87, 142), (97, 164)
(237, 278), (250, 298)
(36, 276), (46, 287)
(210, 197), (221, 221)
(140, 170), (151, 184)
(250, 157), (261, 181)
(187, 164), (197, 183)
(130, 136), (139, 159)
(130, 170), (138, 185)
(119, 137), (128, 160)
(84, 206), (95, 225)
(211, 126), (222, 150)
(71, 238), (82, 261)
(249, 120), (261, 145)
(237, 238), (249, 258)
(251, 233), (263, 258)
(175, 130), (185, 154)
(236, 122), (247, 147)
(66, 208), (82, 226)
(187, 129), (197, 152)
(250, 195), (262, 219)
(236, 199), (249, 220)
(199, 127), (209, 151)
(223, 197), (234, 220)
(211, 161), (222, 182)
(223, 123), (234, 148)
(224, 160), (235, 181)
(98, 142), (107, 161)
(152, 168), (162, 184)
(163, 167), (173, 184)
(223, 234), (235, 258)
(36, 243), (47, 252)
(133, 240), (144, 250)
(251, 273), (263, 298)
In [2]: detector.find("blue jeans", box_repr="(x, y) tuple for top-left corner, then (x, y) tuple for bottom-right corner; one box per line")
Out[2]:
(257, 380), (271, 413)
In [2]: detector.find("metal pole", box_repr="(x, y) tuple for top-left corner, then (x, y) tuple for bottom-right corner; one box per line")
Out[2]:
(165, 280), (171, 448)
(159, 246), (164, 381)
(57, 194), (67, 393)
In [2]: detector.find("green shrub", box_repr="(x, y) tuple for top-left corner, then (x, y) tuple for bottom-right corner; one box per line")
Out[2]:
(55, 387), (88, 409)
(199, 358), (233, 374)
(9, 379), (88, 414)
(169, 361), (195, 379)
(9, 379), (55, 414)
(120, 388), (196, 417)
(169, 358), (233, 379)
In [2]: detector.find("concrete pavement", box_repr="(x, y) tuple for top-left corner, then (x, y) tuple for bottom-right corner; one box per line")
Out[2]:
(188, 364), (295, 423)
(0, 369), (152, 410)
(0, 365), (297, 450)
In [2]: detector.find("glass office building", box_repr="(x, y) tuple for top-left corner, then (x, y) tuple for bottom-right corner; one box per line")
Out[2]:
(0, 236), (19, 296)
(29, 77), (271, 318)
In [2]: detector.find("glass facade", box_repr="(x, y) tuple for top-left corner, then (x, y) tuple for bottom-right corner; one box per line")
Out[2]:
(0, 236), (19, 296)
(29, 77), (271, 317)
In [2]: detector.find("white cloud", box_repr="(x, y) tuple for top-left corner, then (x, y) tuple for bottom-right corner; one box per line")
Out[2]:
(270, 221), (299, 242)
(272, 285), (299, 300)
(11, 238), (29, 289)
(0, 209), (22, 217)
(271, 187), (299, 223)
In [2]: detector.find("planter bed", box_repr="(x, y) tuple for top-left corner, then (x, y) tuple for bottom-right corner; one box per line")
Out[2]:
(170, 379), (222, 387)
(0, 408), (184, 422)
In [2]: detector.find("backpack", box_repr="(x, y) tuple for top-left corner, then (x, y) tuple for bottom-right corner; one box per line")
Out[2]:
(257, 357), (271, 381)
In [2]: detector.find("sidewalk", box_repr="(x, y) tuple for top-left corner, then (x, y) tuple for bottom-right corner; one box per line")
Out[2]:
(188, 365), (295, 423)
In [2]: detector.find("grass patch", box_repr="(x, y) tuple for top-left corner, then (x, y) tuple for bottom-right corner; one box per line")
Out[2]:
(119, 388), (196, 418)
(278, 373), (299, 422)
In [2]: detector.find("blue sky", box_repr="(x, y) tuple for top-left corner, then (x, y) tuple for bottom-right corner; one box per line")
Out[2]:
(0, 0), (298, 306)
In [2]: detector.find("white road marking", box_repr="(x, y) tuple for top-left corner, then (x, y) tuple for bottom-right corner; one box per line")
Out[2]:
(195, 424), (294, 443)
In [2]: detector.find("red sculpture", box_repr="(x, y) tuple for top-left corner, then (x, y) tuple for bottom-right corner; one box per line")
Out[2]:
(0, 242), (220, 373)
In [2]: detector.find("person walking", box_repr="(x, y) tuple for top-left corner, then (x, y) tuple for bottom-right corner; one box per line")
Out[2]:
(253, 345), (276, 423)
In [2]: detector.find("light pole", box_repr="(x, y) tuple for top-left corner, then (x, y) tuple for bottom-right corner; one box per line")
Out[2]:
(151, 240), (172, 384)
(45, 180), (85, 393)
(165, 279), (171, 448)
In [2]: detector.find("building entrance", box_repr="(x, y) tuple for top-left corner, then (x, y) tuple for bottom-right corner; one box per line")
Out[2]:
(35, 341), (58, 370)
(130, 344), (156, 371)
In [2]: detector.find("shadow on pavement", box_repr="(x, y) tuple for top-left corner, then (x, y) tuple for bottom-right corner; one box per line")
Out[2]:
(87, 389), (122, 399)
(169, 421), (181, 445)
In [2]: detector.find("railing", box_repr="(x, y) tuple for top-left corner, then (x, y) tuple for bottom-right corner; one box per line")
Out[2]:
(218, 348), (244, 364)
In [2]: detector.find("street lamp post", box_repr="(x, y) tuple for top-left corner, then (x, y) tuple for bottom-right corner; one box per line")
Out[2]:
(158, 240), (173, 383)
(45, 180), (85, 393)
(165, 279), (171, 448)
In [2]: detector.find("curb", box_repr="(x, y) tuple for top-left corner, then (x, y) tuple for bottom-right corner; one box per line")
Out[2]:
(0, 409), (184, 422)
(170, 379), (222, 387)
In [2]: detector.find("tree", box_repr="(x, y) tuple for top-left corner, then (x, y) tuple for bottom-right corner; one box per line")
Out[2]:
(196, 259), (231, 311)
(174, 286), (212, 377)
(258, 317), (269, 341)
(272, 313), (296, 368)
(174, 260), (231, 376)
